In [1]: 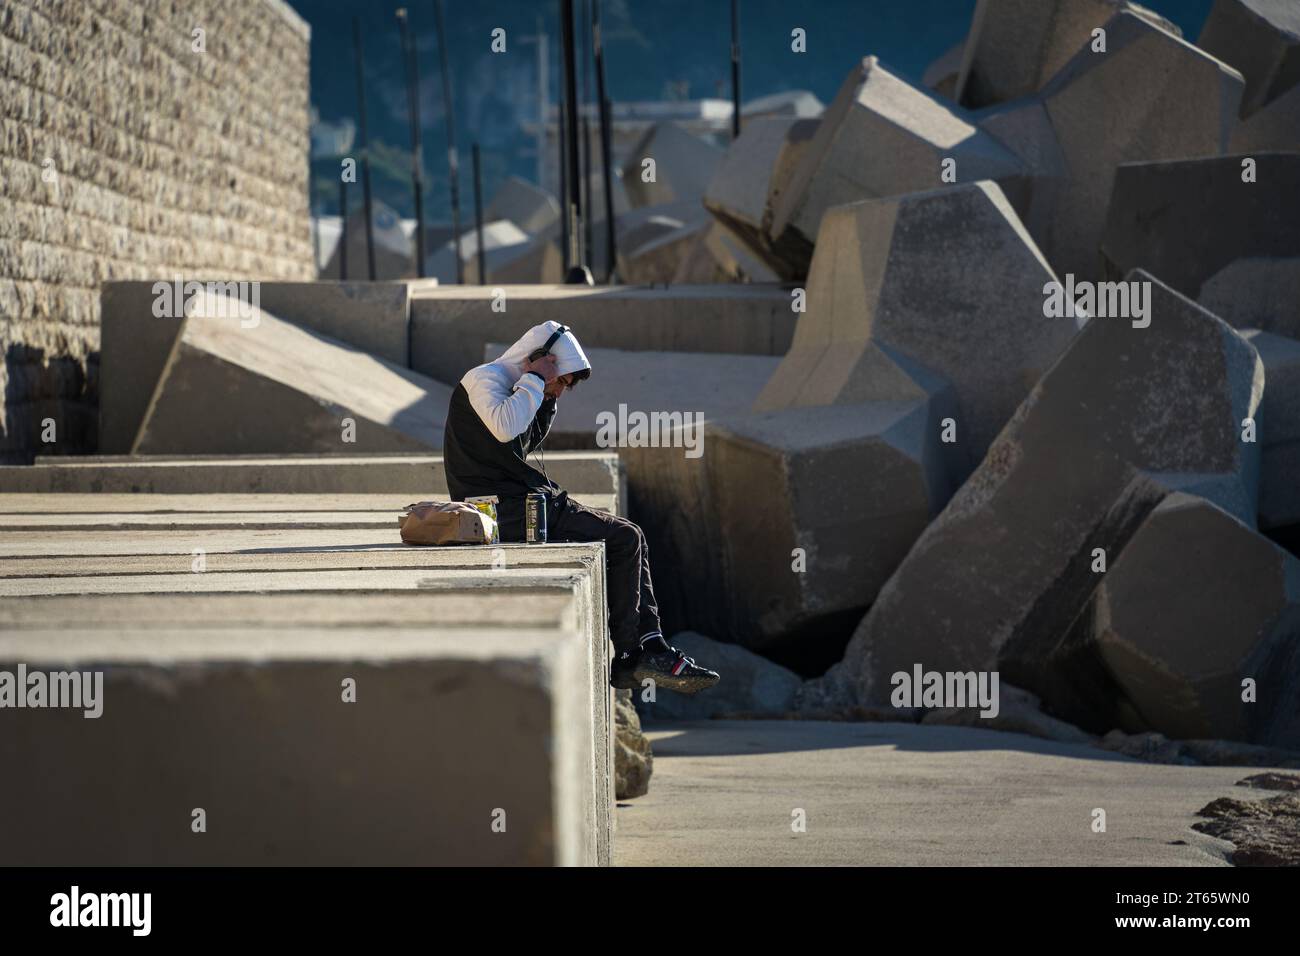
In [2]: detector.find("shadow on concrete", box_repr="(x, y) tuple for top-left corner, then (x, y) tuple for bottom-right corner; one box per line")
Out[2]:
(641, 718), (1137, 765)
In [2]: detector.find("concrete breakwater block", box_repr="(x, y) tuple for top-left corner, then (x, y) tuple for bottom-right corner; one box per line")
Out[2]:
(0, 527), (615, 865)
(0, 452), (625, 514)
(805, 272), (1265, 735)
(409, 284), (795, 386)
(133, 298), (451, 455)
(100, 280), (415, 453)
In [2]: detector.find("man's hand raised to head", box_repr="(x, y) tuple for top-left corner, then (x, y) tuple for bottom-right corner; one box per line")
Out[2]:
(522, 352), (559, 384)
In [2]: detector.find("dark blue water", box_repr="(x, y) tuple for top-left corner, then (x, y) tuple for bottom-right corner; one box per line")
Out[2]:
(291, 0), (1214, 218)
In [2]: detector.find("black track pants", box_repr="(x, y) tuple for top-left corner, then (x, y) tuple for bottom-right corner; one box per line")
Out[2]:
(548, 496), (662, 656)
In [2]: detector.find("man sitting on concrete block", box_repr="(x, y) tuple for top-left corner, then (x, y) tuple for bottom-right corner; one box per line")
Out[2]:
(443, 320), (721, 694)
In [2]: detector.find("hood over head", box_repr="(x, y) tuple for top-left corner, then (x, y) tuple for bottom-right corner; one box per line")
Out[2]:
(490, 321), (592, 381)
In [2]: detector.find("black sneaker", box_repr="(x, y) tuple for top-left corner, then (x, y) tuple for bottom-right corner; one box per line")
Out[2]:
(633, 643), (720, 694)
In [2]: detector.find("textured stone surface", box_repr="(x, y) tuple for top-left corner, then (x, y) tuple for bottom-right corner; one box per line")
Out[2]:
(0, 0), (313, 460)
(1229, 74), (1300, 151)
(671, 221), (779, 285)
(484, 344), (778, 448)
(134, 296), (450, 455)
(954, 0), (1180, 108)
(0, 451), (624, 508)
(410, 284), (794, 385)
(617, 218), (708, 285)
(803, 272), (1264, 718)
(1242, 329), (1300, 529)
(0, 489), (614, 866)
(1199, 257), (1300, 339)
(1100, 154), (1300, 300)
(702, 116), (817, 278)
(614, 689), (653, 799)
(626, 398), (952, 667)
(1197, 0), (1300, 118)
(486, 175), (561, 235)
(757, 181), (1080, 483)
(1194, 791), (1300, 865)
(1075, 494), (1300, 745)
(99, 279), (414, 453)
(619, 122), (723, 209)
(769, 57), (1024, 274)
(319, 201), (413, 281)
(981, 11), (1243, 281)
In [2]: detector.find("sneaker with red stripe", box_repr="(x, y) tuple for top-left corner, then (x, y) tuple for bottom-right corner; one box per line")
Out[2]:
(632, 643), (720, 694)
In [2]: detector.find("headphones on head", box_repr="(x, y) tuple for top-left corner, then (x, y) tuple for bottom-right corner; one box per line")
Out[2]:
(528, 324), (570, 362)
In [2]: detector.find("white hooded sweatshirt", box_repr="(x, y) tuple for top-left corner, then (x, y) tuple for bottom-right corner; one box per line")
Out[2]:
(461, 321), (592, 443)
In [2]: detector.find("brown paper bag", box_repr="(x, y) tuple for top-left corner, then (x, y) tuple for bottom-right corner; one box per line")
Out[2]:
(399, 500), (496, 546)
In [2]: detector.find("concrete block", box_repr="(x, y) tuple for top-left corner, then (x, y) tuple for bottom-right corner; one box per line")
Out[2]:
(1100, 154), (1300, 299)
(1229, 76), (1300, 150)
(1243, 329), (1300, 529)
(955, 0), (1180, 108)
(1199, 257), (1300, 340)
(483, 345), (778, 449)
(624, 398), (953, 664)
(486, 236), (564, 284)
(619, 123), (723, 209)
(0, 452), (624, 512)
(769, 57), (1025, 275)
(617, 219), (709, 284)
(1198, 0), (1300, 118)
(983, 11), (1244, 281)
(486, 176), (561, 234)
(0, 603), (600, 865)
(410, 284), (795, 385)
(319, 200), (415, 280)
(1075, 493), (1300, 745)
(702, 117), (816, 276)
(923, 40), (966, 99)
(741, 90), (824, 122)
(134, 296), (451, 455)
(428, 221), (562, 284)
(100, 279), (415, 454)
(804, 271), (1265, 716)
(0, 524), (614, 866)
(757, 181), (1081, 483)
(671, 222), (780, 285)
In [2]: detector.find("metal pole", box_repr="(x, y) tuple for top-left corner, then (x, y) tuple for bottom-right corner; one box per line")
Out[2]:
(472, 143), (487, 285)
(592, 0), (617, 283)
(730, 0), (741, 140)
(535, 18), (548, 188)
(560, 0), (587, 282)
(352, 17), (377, 280)
(338, 177), (349, 280)
(581, 0), (593, 267)
(553, 33), (569, 270)
(397, 9), (427, 278)
(432, 0), (464, 283)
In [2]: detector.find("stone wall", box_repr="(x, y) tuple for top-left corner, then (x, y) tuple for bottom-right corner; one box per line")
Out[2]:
(0, 0), (314, 461)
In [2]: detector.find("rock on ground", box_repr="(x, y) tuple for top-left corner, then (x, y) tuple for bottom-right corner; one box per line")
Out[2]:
(1194, 788), (1300, 865)
(615, 689), (653, 799)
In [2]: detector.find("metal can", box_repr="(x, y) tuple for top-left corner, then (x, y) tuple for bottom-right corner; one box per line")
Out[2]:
(525, 493), (548, 544)
(465, 495), (500, 544)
